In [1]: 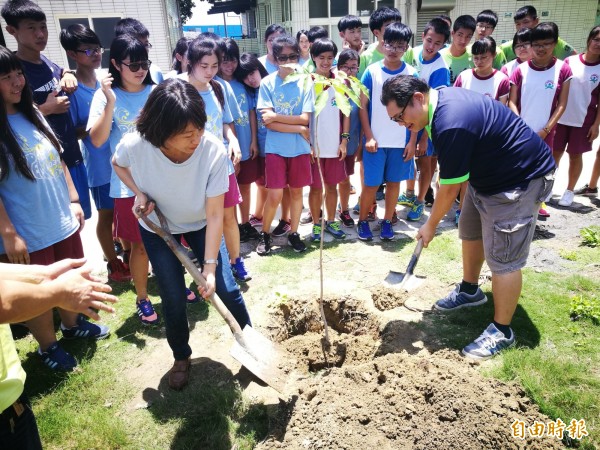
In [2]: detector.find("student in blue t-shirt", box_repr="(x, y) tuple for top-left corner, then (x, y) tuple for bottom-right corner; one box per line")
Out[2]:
(114, 18), (164, 84)
(2, 0), (92, 221)
(358, 23), (417, 242)
(257, 35), (315, 255)
(59, 24), (132, 284)
(87, 35), (158, 326)
(0, 46), (110, 372)
(259, 24), (287, 75)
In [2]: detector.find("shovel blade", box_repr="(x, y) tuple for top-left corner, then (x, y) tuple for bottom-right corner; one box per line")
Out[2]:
(230, 325), (289, 395)
(383, 271), (424, 292)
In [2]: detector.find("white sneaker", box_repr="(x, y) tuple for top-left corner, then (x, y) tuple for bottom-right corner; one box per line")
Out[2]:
(558, 189), (575, 207)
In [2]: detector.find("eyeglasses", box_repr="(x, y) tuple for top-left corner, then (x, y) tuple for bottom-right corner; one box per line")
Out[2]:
(339, 65), (359, 73)
(476, 23), (494, 31)
(390, 95), (413, 124)
(514, 43), (532, 51)
(532, 41), (556, 50)
(276, 53), (299, 63)
(120, 60), (152, 72)
(383, 43), (408, 53)
(74, 47), (104, 57)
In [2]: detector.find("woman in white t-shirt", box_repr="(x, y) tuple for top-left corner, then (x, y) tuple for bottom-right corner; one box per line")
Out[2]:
(112, 78), (252, 391)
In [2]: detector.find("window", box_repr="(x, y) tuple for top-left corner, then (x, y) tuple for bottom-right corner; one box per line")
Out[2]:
(309, 0), (349, 19)
(330, 0), (349, 17)
(309, 0), (328, 19)
(357, 0), (394, 17)
(57, 15), (121, 69)
(282, 0), (292, 22)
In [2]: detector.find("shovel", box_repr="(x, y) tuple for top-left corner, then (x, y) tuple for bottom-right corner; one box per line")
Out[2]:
(384, 238), (424, 291)
(138, 204), (288, 394)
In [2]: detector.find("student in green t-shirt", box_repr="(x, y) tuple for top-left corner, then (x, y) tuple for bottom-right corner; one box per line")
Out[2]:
(357, 6), (402, 78)
(500, 5), (577, 62)
(440, 15), (476, 84)
(469, 10), (506, 70)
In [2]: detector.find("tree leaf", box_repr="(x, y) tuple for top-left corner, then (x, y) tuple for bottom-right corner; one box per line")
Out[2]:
(314, 88), (330, 117)
(334, 89), (351, 117)
(282, 72), (303, 85)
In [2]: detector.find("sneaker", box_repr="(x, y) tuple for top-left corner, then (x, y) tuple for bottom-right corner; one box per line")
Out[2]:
(325, 221), (346, 239)
(288, 232), (306, 252)
(239, 223), (250, 242)
(256, 231), (272, 256)
(434, 284), (488, 311)
(379, 219), (394, 241)
(239, 222), (260, 242)
(310, 224), (322, 242)
(272, 219), (291, 237)
(376, 190), (385, 201)
(574, 184), (598, 196)
(558, 190), (575, 207)
(300, 210), (313, 225)
(350, 185), (356, 195)
(538, 202), (550, 218)
(352, 201), (360, 215)
(38, 342), (77, 371)
(391, 210), (399, 225)
(462, 323), (515, 360)
(425, 187), (435, 206)
(114, 240), (124, 257)
(249, 214), (263, 227)
(455, 209), (461, 227)
(61, 318), (110, 340)
(357, 220), (373, 241)
(367, 203), (378, 222)
(397, 192), (416, 207)
(338, 210), (355, 227)
(231, 257), (252, 282)
(107, 258), (132, 283)
(407, 202), (424, 221)
(137, 298), (159, 325)
(186, 288), (199, 304)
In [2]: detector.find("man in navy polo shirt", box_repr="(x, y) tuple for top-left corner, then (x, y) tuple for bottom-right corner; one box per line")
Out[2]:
(381, 76), (556, 360)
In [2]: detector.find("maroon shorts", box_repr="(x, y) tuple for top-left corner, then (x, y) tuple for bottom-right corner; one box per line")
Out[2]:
(344, 154), (356, 177)
(28, 231), (84, 265)
(114, 197), (142, 243)
(255, 156), (266, 186)
(264, 153), (312, 189)
(543, 128), (556, 151)
(224, 172), (243, 208)
(237, 157), (261, 185)
(310, 158), (348, 189)
(554, 123), (594, 155)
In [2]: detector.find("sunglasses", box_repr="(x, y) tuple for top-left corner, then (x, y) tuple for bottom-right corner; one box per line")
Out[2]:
(276, 54), (299, 63)
(120, 60), (152, 72)
(75, 47), (104, 57)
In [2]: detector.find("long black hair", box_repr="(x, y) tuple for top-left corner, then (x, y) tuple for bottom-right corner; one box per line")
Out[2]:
(234, 53), (268, 96)
(0, 46), (62, 181)
(187, 37), (225, 108)
(171, 36), (192, 73)
(109, 35), (154, 89)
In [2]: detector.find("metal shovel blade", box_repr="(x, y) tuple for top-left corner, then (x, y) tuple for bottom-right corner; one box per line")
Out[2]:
(384, 239), (425, 291)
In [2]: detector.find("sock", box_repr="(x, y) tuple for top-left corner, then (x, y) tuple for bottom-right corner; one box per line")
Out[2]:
(493, 321), (512, 339)
(459, 280), (479, 295)
(406, 189), (415, 198)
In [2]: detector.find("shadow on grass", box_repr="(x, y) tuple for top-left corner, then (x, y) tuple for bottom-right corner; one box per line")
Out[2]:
(142, 357), (277, 449)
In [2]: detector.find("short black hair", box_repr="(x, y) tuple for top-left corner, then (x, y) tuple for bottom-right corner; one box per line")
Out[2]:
(477, 10), (498, 28)
(60, 24), (101, 52)
(453, 15), (476, 33)
(369, 6), (402, 33)
(512, 28), (532, 51)
(307, 26), (328, 43)
(435, 14), (452, 27)
(272, 35), (299, 58)
(531, 22), (558, 43)
(1, 0), (45, 28)
(137, 78), (207, 148)
(337, 48), (359, 68)
(381, 75), (429, 108)
(234, 52), (268, 88)
(310, 38), (337, 59)
(514, 5), (537, 22)
(383, 22), (412, 45)
(218, 37), (239, 62)
(115, 18), (149, 38)
(423, 17), (450, 42)
(108, 35), (153, 89)
(471, 36), (496, 55)
(338, 15), (362, 33)
(264, 23), (286, 41)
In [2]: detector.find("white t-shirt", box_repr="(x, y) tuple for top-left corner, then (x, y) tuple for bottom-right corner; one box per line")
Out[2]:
(113, 131), (229, 234)
(501, 59), (521, 79)
(311, 76), (340, 158)
(559, 54), (600, 127)
(454, 69), (510, 101)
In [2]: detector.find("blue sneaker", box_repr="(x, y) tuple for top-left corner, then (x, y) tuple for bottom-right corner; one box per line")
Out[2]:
(38, 342), (77, 371)
(379, 219), (394, 241)
(137, 298), (159, 325)
(310, 224), (322, 242)
(352, 201), (360, 215)
(325, 221), (346, 239)
(434, 284), (487, 311)
(455, 209), (461, 227)
(397, 192), (416, 207)
(462, 323), (515, 360)
(407, 201), (424, 221)
(357, 220), (373, 241)
(186, 288), (199, 304)
(231, 257), (252, 282)
(61, 317), (110, 340)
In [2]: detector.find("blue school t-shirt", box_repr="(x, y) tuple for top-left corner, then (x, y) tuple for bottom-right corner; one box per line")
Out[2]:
(87, 84), (153, 198)
(250, 91), (268, 157)
(0, 113), (78, 254)
(20, 55), (83, 168)
(258, 55), (278, 74)
(347, 100), (361, 156)
(200, 82), (234, 142)
(69, 82), (112, 187)
(215, 76), (243, 123)
(257, 72), (315, 157)
(228, 79), (253, 161)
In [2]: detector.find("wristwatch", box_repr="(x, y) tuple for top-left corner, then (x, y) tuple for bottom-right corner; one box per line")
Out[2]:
(203, 259), (218, 266)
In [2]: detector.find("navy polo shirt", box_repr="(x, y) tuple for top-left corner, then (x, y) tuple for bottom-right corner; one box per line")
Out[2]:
(427, 87), (556, 195)
(20, 55), (83, 168)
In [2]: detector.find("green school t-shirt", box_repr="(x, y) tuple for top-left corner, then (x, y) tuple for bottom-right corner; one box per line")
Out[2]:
(302, 58), (315, 73)
(358, 44), (384, 79)
(501, 37), (576, 62)
(440, 47), (474, 84)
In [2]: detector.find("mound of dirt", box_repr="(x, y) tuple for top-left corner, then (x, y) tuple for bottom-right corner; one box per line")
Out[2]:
(371, 286), (409, 311)
(259, 350), (564, 450)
